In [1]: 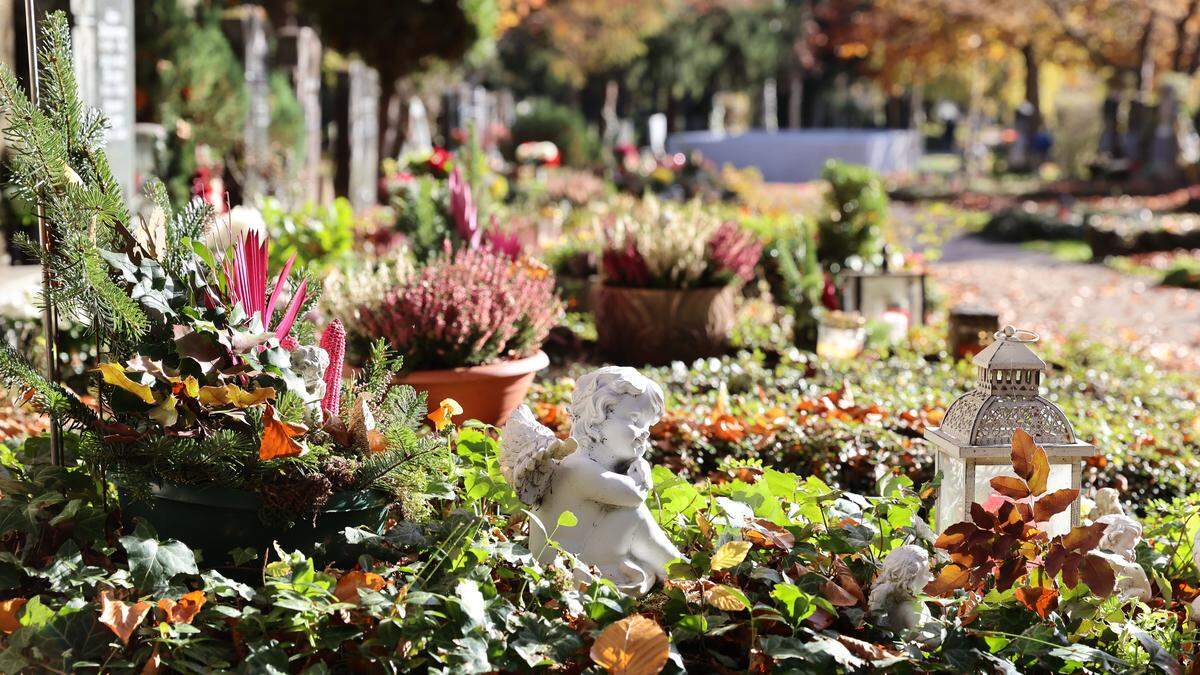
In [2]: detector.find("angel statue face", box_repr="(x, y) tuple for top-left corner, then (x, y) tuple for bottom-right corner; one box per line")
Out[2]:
(569, 367), (665, 468)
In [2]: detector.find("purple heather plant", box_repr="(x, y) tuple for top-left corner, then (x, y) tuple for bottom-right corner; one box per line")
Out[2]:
(601, 213), (762, 289)
(356, 246), (562, 370)
(707, 221), (763, 283)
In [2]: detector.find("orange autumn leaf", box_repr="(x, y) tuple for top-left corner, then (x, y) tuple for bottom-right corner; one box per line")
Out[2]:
(98, 590), (152, 645)
(924, 564), (971, 596)
(1015, 585), (1059, 619)
(334, 570), (386, 603)
(990, 475), (1031, 500)
(258, 404), (307, 461)
(0, 598), (27, 634)
(156, 590), (206, 625)
(1033, 489), (1079, 523)
(1010, 429), (1037, 481)
(590, 614), (670, 675)
(140, 647), (161, 675)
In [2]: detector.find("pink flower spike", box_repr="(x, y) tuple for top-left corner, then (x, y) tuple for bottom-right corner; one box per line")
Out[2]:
(319, 320), (346, 418)
(273, 278), (307, 340)
(266, 253), (297, 320)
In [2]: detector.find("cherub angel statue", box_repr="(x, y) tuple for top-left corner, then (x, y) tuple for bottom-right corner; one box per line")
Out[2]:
(501, 366), (684, 595)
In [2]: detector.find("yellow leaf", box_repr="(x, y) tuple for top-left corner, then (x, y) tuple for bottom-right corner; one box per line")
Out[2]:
(0, 598), (26, 634)
(198, 385), (275, 408)
(428, 398), (463, 431)
(98, 363), (156, 404)
(704, 584), (748, 611)
(710, 540), (752, 571)
(334, 570), (387, 603)
(98, 590), (152, 645)
(258, 404), (307, 461)
(590, 614), (669, 675)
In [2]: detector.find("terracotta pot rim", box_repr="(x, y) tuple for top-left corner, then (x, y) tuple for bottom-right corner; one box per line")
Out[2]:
(398, 350), (549, 384)
(600, 284), (733, 294)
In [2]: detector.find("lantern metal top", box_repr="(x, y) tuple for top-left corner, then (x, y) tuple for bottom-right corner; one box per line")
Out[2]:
(970, 326), (1047, 371)
(926, 325), (1095, 459)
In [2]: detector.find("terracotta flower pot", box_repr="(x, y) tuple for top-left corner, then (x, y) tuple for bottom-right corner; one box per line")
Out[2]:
(595, 285), (736, 366)
(398, 350), (549, 426)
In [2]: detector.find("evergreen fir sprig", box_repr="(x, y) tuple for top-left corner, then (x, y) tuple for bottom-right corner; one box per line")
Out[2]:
(0, 12), (145, 341)
(0, 343), (97, 430)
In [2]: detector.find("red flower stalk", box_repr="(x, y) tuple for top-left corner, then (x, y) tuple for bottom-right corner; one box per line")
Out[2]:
(449, 165), (481, 249)
(223, 230), (308, 340)
(320, 319), (346, 418)
(707, 221), (762, 282)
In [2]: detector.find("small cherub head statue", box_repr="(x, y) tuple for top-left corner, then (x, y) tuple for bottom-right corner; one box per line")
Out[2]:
(569, 367), (665, 469)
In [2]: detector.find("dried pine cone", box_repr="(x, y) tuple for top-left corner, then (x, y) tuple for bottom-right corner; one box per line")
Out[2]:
(322, 455), (357, 493)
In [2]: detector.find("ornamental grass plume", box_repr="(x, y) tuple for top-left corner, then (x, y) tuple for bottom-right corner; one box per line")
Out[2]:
(357, 247), (562, 370)
(320, 320), (346, 418)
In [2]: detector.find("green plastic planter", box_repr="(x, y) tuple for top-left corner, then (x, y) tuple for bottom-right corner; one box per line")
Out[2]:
(118, 482), (389, 566)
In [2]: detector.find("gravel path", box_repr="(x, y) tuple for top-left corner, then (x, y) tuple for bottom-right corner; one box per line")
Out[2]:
(931, 236), (1200, 371)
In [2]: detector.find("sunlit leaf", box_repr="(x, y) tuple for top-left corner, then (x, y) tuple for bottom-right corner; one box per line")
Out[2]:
(705, 584), (748, 611)
(1060, 522), (1106, 552)
(0, 598), (26, 634)
(990, 476), (1031, 499)
(98, 363), (156, 404)
(334, 570), (386, 603)
(258, 404), (307, 461)
(1015, 585), (1058, 619)
(1080, 554), (1116, 597)
(1033, 489), (1079, 522)
(924, 564), (971, 596)
(710, 540), (752, 570)
(156, 590), (205, 625)
(198, 384), (276, 408)
(590, 614), (669, 675)
(98, 590), (152, 645)
(1011, 428), (1037, 481)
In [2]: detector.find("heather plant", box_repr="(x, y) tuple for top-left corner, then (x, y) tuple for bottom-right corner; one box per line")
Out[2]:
(600, 197), (761, 289)
(356, 246), (562, 370)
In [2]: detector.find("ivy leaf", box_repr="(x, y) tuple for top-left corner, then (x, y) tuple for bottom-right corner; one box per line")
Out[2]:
(990, 476), (1031, 500)
(710, 541), (752, 571)
(119, 523), (199, 593)
(590, 614), (669, 675)
(1033, 489), (1079, 522)
(1015, 585), (1058, 619)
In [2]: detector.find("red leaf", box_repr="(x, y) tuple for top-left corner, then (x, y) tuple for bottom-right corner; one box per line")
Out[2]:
(1080, 554), (1116, 597)
(822, 580), (859, 607)
(1033, 489), (1079, 522)
(970, 502), (996, 529)
(743, 519), (796, 551)
(934, 522), (979, 550)
(1016, 585), (1058, 619)
(991, 476), (1031, 499)
(996, 556), (1027, 591)
(925, 564), (972, 596)
(1011, 429), (1037, 481)
(1060, 523), (1106, 552)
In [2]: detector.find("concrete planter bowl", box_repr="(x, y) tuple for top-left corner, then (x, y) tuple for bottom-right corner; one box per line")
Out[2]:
(595, 285), (736, 366)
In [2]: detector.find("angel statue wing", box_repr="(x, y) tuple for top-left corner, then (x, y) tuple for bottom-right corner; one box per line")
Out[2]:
(500, 405), (578, 505)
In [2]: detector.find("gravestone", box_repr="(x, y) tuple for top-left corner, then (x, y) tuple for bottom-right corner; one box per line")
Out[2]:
(346, 60), (380, 212)
(278, 26), (322, 201)
(762, 78), (778, 132)
(222, 6), (271, 201)
(401, 96), (432, 156)
(71, 0), (135, 202)
(648, 113), (667, 157)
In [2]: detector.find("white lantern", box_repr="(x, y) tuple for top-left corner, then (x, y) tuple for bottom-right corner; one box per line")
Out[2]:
(924, 326), (1095, 535)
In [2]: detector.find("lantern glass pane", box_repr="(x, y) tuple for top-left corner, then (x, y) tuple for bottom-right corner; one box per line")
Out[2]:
(972, 464), (1074, 535)
(936, 454), (965, 532)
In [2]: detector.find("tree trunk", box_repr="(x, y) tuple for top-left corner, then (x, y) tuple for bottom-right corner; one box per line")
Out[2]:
(1175, 0), (1200, 71)
(1135, 13), (1156, 97)
(1022, 42), (1042, 132)
(602, 78), (619, 146)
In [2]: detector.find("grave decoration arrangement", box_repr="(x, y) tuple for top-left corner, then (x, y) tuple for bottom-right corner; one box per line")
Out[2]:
(0, 14), (443, 541)
(594, 197), (761, 364)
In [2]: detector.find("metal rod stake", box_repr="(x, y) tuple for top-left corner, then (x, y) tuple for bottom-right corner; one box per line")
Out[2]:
(24, 0), (63, 466)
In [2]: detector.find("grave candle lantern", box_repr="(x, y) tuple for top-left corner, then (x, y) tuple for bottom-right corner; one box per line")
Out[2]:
(924, 326), (1095, 535)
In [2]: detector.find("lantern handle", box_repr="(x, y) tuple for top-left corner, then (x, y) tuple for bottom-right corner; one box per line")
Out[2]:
(995, 325), (1039, 343)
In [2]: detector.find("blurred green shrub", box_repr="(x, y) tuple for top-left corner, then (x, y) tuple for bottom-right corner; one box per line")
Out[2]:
(261, 197), (357, 272)
(816, 160), (886, 269)
(506, 100), (599, 168)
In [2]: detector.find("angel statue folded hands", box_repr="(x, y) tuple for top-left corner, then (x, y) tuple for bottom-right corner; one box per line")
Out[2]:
(501, 367), (684, 595)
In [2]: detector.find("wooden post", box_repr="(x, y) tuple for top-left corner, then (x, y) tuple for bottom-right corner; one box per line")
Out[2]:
(24, 0), (63, 465)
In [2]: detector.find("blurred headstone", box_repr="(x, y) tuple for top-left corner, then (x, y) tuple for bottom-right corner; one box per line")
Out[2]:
(278, 26), (322, 201)
(648, 113), (667, 156)
(347, 60), (380, 212)
(762, 78), (778, 132)
(401, 96), (432, 156)
(948, 305), (999, 360)
(222, 6), (271, 201)
(709, 99), (725, 137)
(71, 0), (135, 202)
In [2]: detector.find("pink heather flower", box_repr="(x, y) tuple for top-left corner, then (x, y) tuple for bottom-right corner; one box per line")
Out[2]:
(707, 221), (762, 282)
(357, 248), (561, 370)
(320, 319), (346, 418)
(484, 222), (523, 260)
(448, 166), (481, 249)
